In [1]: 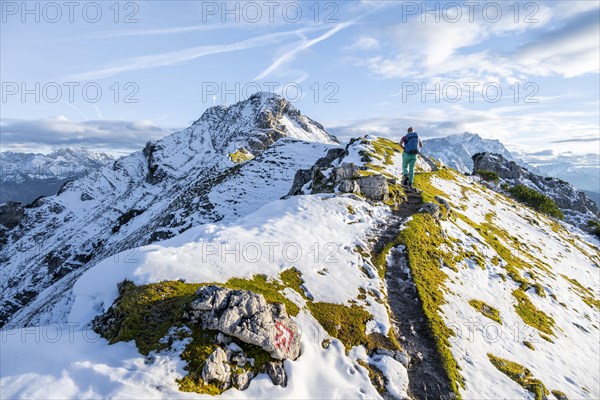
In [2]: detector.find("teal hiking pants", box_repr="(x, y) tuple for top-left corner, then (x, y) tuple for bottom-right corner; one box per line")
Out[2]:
(402, 152), (418, 185)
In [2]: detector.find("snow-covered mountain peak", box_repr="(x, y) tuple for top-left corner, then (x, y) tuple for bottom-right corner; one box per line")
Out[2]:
(423, 132), (515, 173)
(190, 92), (338, 155)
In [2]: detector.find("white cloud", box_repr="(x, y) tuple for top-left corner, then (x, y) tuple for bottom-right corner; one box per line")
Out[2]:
(362, 2), (599, 81)
(514, 12), (600, 77)
(343, 36), (380, 51)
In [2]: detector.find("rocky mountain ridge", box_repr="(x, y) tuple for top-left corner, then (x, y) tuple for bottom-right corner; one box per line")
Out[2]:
(472, 152), (599, 229)
(0, 92), (338, 328)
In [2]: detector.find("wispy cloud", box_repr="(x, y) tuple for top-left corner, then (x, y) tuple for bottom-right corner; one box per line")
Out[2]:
(67, 27), (319, 81)
(87, 23), (234, 39)
(551, 137), (600, 144)
(255, 19), (356, 80)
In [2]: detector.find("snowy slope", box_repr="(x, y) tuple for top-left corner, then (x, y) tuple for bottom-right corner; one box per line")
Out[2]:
(424, 172), (599, 399)
(2, 131), (598, 399)
(0, 93), (338, 328)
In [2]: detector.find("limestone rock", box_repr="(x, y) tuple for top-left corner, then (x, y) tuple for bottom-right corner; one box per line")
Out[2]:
(265, 360), (287, 387)
(232, 370), (254, 390)
(201, 347), (231, 387)
(187, 285), (301, 360)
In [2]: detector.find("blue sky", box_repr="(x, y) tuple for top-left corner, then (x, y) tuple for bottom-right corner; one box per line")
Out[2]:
(1, 0), (599, 160)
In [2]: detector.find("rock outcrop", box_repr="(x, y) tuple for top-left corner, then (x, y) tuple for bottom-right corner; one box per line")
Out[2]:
(186, 285), (301, 361)
(472, 152), (600, 228)
(288, 144), (398, 203)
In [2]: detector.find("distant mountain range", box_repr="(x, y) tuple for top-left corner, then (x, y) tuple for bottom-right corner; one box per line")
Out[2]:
(423, 132), (600, 195)
(423, 132), (515, 173)
(0, 148), (114, 203)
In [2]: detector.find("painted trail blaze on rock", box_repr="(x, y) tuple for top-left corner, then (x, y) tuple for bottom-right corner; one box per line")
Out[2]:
(274, 321), (294, 352)
(187, 285), (301, 360)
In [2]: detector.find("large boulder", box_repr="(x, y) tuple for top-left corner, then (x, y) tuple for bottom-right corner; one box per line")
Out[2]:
(358, 174), (389, 201)
(187, 285), (301, 360)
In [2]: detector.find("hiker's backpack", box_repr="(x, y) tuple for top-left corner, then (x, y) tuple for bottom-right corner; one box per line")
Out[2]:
(405, 132), (420, 155)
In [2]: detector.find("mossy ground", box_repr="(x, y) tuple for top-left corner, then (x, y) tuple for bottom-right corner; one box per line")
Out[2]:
(488, 353), (548, 400)
(413, 169), (455, 203)
(512, 289), (555, 336)
(523, 341), (535, 350)
(560, 274), (600, 310)
(280, 267), (308, 300)
(229, 148), (254, 163)
(551, 389), (569, 400)
(307, 301), (400, 353)
(95, 274), (298, 396)
(468, 299), (502, 324)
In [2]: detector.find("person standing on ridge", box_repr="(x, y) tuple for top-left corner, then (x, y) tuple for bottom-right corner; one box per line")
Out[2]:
(399, 127), (423, 191)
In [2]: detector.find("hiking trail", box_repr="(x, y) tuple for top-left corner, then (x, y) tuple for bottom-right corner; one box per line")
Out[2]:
(372, 189), (455, 400)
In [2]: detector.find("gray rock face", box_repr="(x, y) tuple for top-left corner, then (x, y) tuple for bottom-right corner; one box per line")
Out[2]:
(288, 146), (396, 203)
(202, 347), (231, 387)
(187, 285), (301, 360)
(435, 196), (453, 218)
(472, 152), (600, 229)
(419, 202), (440, 220)
(232, 370), (254, 390)
(359, 174), (389, 201)
(265, 361), (287, 387)
(0, 202), (25, 229)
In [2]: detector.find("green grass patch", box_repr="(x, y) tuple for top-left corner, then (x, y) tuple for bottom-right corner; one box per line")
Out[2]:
(93, 279), (277, 396)
(370, 137), (403, 165)
(413, 169), (456, 203)
(398, 213), (464, 396)
(280, 267), (308, 300)
(225, 274), (299, 316)
(229, 148), (254, 163)
(512, 289), (555, 336)
(560, 274), (600, 310)
(488, 353), (548, 400)
(475, 170), (500, 182)
(307, 301), (400, 353)
(551, 389), (569, 400)
(507, 184), (564, 220)
(308, 302), (369, 350)
(523, 341), (535, 350)
(95, 280), (200, 355)
(468, 299), (502, 324)
(539, 333), (554, 343)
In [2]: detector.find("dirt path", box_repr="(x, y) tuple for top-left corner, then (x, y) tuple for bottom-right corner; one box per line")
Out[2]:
(372, 190), (455, 400)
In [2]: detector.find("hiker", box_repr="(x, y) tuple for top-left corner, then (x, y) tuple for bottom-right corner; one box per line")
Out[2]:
(399, 127), (423, 191)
